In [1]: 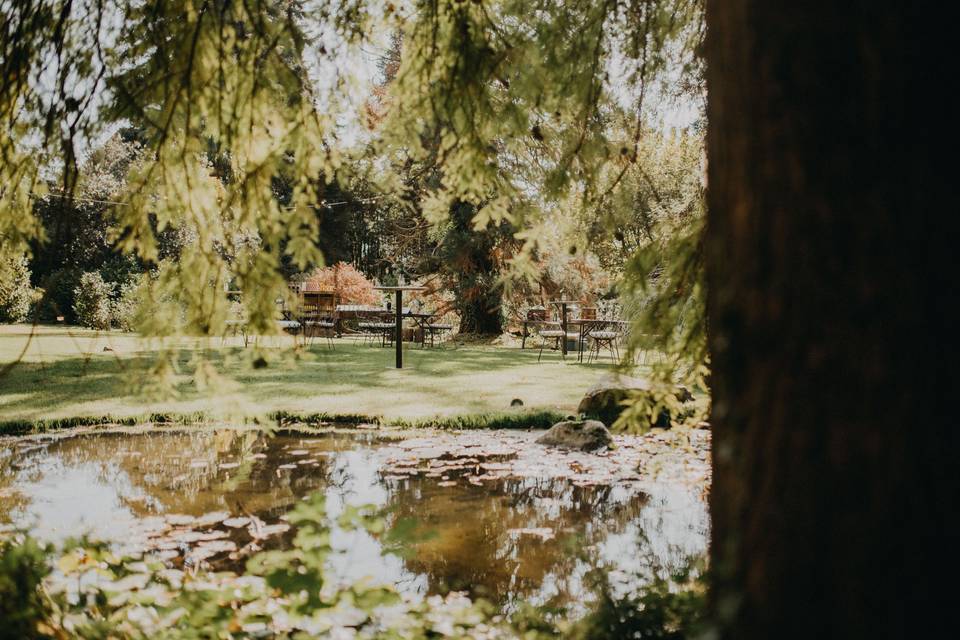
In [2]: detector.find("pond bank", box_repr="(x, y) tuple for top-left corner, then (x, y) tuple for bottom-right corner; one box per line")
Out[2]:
(0, 326), (625, 427)
(0, 407), (572, 436)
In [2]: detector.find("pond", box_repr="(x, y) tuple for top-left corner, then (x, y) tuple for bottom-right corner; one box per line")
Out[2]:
(0, 426), (710, 611)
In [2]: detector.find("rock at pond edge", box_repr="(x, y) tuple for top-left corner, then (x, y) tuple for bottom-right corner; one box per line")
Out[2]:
(536, 420), (612, 452)
(577, 374), (693, 429)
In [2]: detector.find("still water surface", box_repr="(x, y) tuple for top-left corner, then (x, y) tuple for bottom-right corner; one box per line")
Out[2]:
(0, 428), (708, 609)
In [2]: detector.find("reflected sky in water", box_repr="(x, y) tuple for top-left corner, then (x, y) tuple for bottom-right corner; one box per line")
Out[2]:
(0, 428), (708, 609)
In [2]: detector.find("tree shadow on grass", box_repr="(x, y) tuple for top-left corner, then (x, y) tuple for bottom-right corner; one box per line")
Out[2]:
(0, 342), (616, 422)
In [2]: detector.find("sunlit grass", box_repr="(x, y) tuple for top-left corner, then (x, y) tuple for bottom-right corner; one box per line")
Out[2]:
(0, 324), (633, 429)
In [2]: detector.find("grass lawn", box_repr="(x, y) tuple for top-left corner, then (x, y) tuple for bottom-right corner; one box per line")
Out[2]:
(0, 324), (636, 430)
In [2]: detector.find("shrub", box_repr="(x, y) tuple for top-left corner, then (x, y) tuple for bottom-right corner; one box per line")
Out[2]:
(73, 271), (114, 329)
(0, 498), (709, 639)
(112, 278), (143, 331)
(0, 254), (36, 323)
(301, 262), (378, 305)
(0, 495), (500, 638)
(34, 267), (82, 323)
(99, 253), (141, 288)
(568, 574), (706, 640)
(0, 536), (52, 640)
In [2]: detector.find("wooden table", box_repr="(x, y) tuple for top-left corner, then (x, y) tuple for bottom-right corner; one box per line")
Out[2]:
(374, 286), (426, 368)
(548, 300), (579, 356)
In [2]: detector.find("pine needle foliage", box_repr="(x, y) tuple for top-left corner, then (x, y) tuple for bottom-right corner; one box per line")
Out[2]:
(2, 0), (708, 426)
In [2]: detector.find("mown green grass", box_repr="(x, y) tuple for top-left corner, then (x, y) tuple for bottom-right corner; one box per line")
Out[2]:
(0, 324), (627, 432)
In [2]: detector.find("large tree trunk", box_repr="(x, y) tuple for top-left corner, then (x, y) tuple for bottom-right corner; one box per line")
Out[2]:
(457, 290), (503, 334)
(447, 201), (505, 335)
(705, 2), (952, 638)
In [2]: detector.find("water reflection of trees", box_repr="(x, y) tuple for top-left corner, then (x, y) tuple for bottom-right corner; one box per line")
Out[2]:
(2, 431), (710, 612)
(380, 475), (648, 605)
(0, 441), (31, 523)
(0, 431), (347, 522)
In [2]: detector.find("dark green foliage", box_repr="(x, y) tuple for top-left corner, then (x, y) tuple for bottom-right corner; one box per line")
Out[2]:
(99, 254), (142, 289)
(0, 412), (214, 436)
(29, 198), (112, 280)
(33, 267), (82, 323)
(0, 536), (52, 640)
(272, 410), (381, 427)
(73, 271), (114, 329)
(434, 201), (512, 334)
(0, 521), (707, 639)
(0, 496), (480, 636)
(112, 279), (143, 332)
(311, 182), (394, 280)
(0, 254), (35, 323)
(572, 573), (706, 639)
(397, 408), (568, 430)
(510, 567), (707, 640)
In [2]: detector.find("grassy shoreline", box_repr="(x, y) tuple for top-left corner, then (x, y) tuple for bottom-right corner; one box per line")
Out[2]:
(1, 324), (629, 435)
(0, 407), (571, 437)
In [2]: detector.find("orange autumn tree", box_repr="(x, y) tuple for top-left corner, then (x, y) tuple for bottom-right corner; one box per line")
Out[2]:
(302, 263), (379, 305)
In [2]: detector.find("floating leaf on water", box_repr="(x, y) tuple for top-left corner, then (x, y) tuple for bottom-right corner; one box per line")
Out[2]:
(288, 450), (309, 456)
(165, 514), (195, 526)
(193, 511), (231, 528)
(137, 516), (170, 535)
(187, 540), (237, 563)
(398, 439), (436, 450)
(412, 447), (445, 460)
(219, 462), (240, 470)
(277, 463), (297, 470)
(223, 517), (250, 528)
(154, 541), (180, 551)
(249, 523), (290, 539)
(479, 462), (512, 472)
(170, 531), (203, 544)
(437, 481), (457, 487)
(103, 573), (151, 592)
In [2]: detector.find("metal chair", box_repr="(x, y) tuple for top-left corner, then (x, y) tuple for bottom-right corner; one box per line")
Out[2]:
(422, 311), (455, 347)
(537, 325), (578, 361)
(296, 289), (337, 349)
(304, 318), (336, 349)
(587, 328), (621, 363)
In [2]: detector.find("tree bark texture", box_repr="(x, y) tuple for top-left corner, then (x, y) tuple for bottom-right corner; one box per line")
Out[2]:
(705, 2), (953, 637)
(447, 201), (505, 335)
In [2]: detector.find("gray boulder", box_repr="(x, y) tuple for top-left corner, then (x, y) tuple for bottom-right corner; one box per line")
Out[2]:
(536, 420), (612, 452)
(577, 374), (693, 428)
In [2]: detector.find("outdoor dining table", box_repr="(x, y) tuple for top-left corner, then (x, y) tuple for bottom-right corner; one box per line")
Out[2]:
(548, 300), (579, 356)
(405, 312), (434, 347)
(374, 285), (427, 368)
(568, 318), (631, 362)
